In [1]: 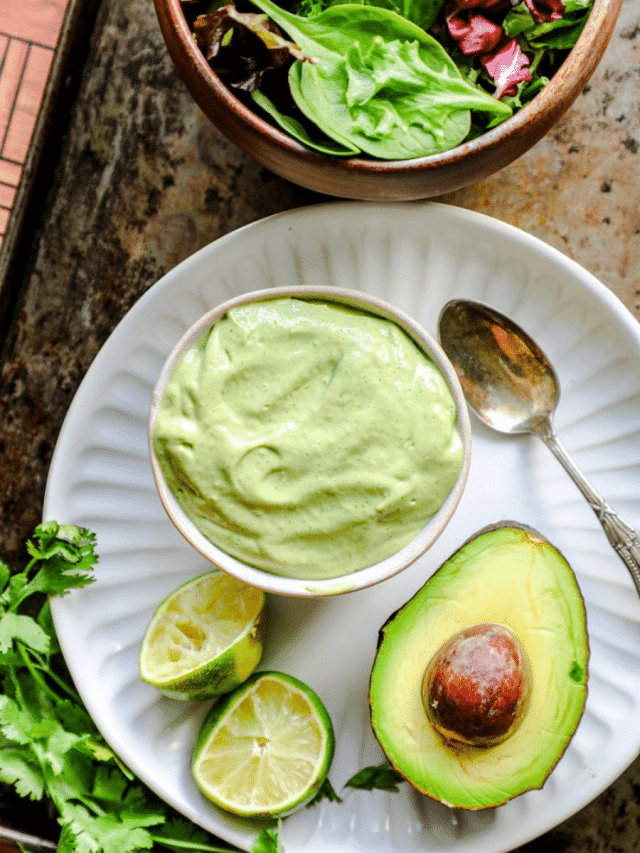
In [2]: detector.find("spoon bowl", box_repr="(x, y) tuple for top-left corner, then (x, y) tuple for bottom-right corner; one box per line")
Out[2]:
(438, 298), (640, 596)
(438, 300), (560, 436)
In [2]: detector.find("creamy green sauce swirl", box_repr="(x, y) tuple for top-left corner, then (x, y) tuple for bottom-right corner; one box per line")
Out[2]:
(152, 298), (463, 579)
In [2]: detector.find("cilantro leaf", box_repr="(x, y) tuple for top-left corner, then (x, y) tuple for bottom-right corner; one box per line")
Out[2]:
(0, 743), (46, 800)
(0, 611), (50, 654)
(0, 523), (97, 622)
(252, 825), (283, 853)
(153, 815), (241, 851)
(0, 691), (42, 747)
(24, 522), (98, 599)
(344, 763), (405, 792)
(307, 776), (342, 806)
(61, 800), (157, 853)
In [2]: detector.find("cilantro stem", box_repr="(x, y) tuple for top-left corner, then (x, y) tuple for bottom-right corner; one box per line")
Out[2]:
(152, 836), (241, 852)
(11, 644), (35, 705)
(7, 556), (39, 611)
(30, 647), (84, 705)
(16, 642), (75, 707)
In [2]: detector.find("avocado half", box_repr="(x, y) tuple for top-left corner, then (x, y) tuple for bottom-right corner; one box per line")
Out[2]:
(369, 522), (589, 810)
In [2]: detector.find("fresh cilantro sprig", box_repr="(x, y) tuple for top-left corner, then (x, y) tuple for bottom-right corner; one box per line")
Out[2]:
(0, 521), (402, 853)
(0, 521), (277, 853)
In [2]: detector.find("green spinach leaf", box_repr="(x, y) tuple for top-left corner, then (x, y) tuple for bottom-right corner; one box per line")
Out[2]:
(249, 0), (512, 158)
(307, 0), (446, 32)
(252, 89), (359, 154)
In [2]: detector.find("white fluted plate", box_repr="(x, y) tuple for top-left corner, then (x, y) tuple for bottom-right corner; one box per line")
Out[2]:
(45, 202), (640, 853)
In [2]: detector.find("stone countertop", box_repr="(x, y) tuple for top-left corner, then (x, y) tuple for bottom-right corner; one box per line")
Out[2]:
(0, 0), (639, 848)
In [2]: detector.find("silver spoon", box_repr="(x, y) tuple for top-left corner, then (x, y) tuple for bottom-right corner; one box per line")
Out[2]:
(438, 298), (640, 596)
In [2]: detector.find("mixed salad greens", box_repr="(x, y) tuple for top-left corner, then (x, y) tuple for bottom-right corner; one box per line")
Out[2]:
(181, 0), (592, 159)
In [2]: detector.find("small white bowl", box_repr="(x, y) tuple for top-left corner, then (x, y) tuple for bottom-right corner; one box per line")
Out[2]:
(149, 286), (471, 596)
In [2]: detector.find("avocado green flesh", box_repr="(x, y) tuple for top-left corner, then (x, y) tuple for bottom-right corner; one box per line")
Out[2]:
(369, 523), (589, 810)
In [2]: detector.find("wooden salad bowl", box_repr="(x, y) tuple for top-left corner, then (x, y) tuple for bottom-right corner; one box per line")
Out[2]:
(153, 0), (622, 200)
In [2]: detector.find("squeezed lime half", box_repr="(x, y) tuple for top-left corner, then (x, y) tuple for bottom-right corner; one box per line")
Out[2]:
(139, 570), (265, 700)
(192, 670), (335, 817)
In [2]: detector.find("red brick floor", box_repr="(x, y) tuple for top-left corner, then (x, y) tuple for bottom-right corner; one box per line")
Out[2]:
(0, 0), (68, 249)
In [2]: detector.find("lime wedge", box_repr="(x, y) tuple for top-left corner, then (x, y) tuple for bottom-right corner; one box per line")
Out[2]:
(139, 570), (265, 701)
(192, 671), (335, 817)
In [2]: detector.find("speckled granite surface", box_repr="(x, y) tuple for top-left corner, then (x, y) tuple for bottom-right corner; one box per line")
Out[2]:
(0, 0), (639, 848)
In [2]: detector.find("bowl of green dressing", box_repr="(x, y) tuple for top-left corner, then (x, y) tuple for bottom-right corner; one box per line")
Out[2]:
(149, 286), (471, 597)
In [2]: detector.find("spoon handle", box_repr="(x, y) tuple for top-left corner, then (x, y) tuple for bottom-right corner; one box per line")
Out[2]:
(540, 426), (640, 595)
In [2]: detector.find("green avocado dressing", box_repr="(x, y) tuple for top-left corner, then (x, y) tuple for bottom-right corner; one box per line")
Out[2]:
(152, 298), (463, 580)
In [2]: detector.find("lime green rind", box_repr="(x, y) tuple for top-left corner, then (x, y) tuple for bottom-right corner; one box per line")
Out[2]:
(141, 620), (265, 701)
(369, 522), (589, 810)
(139, 571), (266, 701)
(193, 670), (335, 818)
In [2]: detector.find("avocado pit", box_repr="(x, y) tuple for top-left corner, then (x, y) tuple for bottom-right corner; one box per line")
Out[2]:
(422, 622), (531, 747)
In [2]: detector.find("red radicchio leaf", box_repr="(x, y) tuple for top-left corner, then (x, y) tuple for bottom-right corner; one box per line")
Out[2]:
(446, 10), (503, 55)
(523, 0), (566, 24)
(481, 37), (532, 98)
